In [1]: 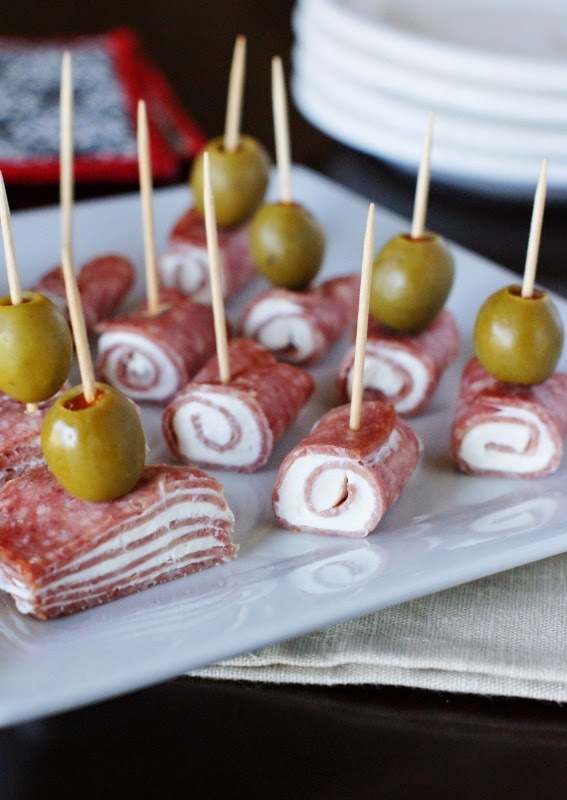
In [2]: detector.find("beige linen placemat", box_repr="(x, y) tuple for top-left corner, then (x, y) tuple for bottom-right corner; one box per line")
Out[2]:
(191, 552), (567, 701)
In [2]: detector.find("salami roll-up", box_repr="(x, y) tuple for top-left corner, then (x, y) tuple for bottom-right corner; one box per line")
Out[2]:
(337, 309), (460, 416)
(159, 208), (256, 303)
(273, 402), (420, 537)
(241, 275), (360, 366)
(163, 338), (314, 472)
(95, 288), (218, 404)
(0, 465), (236, 620)
(451, 357), (567, 478)
(0, 394), (52, 487)
(34, 254), (135, 333)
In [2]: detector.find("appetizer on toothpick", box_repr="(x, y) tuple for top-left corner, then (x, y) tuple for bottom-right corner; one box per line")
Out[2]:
(337, 113), (459, 416)
(33, 52), (135, 333)
(96, 101), (218, 404)
(273, 205), (420, 537)
(2, 242), (236, 619)
(160, 36), (267, 302)
(250, 56), (324, 290)
(0, 172), (73, 407)
(42, 246), (146, 502)
(452, 159), (567, 479)
(370, 113), (454, 332)
(162, 154), (313, 472)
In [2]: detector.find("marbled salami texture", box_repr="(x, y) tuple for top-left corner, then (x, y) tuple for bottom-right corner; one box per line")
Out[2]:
(95, 288), (219, 404)
(337, 309), (460, 415)
(162, 338), (314, 472)
(34, 254), (134, 333)
(273, 401), (420, 537)
(451, 357), (567, 478)
(241, 275), (360, 366)
(0, 465), (236, 619)
(159, 207), (256, 303)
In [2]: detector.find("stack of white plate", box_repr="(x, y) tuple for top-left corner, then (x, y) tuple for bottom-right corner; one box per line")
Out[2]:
(291, 0), (567, 197)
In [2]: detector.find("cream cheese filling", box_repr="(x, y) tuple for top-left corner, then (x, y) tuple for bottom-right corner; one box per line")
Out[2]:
(346, 345), (429, 413)
(459, 405), (555, 474)
(98, 331), (179, 401)
(244, 298), (315, 361)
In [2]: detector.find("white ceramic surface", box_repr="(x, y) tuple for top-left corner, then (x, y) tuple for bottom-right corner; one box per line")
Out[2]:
(2, 168), (567, 727)
(293, 44), (567, 160)
(298, 0), (567, 91)
(292, 10), (567, 126)
(292, 77), (567, 197)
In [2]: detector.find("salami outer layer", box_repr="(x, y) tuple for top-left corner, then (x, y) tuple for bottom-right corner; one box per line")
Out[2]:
(0, 394), (51, 487)
(159, 208), (256, 303)
(34, 254), (135, 333)
(273, 401), (420, 537)
(241, 275), (360, 366)
(451, 357), (567, 478)
(162, 338), (314, 472)
(337, 309), (460, 416)
(95, 288), (218, 404)
(0, 465), (236, 620)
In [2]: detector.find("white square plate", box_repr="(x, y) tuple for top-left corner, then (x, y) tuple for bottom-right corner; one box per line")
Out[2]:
(1, 167), (567, 727)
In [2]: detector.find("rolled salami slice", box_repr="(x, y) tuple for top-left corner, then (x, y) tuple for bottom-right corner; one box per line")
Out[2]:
(162, 338), (314, 472)
(95, 288), (218, 404)
(34, 254), (135, 333)
(0, 394), (50, 487)
(337, 309), (460, 416)
(159, 208), (256, 303)
(273, 402), (420, 537)
(241, 275), (360, 366)
(451, 357), (567, 478)
(0, 464), (236, 620)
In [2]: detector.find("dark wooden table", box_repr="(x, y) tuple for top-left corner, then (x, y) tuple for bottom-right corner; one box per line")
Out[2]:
(2, 3), (567, 798)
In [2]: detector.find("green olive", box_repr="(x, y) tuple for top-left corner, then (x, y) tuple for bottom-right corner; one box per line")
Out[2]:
(249, 201), (325, 290)
(474, 285), (563, 385)
(369, 232), (454, 333)
(0, 291), (73, 403)
(190, 135), (270, 228)
(41, 382), (146, 502)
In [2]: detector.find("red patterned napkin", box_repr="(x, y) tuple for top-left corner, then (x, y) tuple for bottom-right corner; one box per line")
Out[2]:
(0, 28), (205, 183)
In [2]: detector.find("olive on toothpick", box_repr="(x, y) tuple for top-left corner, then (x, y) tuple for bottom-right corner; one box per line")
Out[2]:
(474, 160), (563, 385)
(190, 36), (270, 228)
(250, 56), (325, 290)
(369, 113), (454, 333)
(0, 172), (72, 405)
(41, 248), (146, 503)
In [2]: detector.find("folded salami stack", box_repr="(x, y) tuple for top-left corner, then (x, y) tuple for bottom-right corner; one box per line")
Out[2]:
(273, 402), (420, 537)
(0, 393), (58, 488)
(163, 338), (314, 472)
(159, 208), (256, 303)
(451, 357), (567, 478)
(96, 288), (218, 404)
(241, 275), (360, 366)
(337, 309), (460, 415)
(0, 465), (236, 619)
(34, 254), (135, 334)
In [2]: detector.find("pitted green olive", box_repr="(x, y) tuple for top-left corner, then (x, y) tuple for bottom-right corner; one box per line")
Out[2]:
(0, 291), (73, 403)
(249, 201), (325, 290)
(369, 233), (454, 333)
(41, 382), (146, 502)
(190, 135), (270, 228)
(474, 285), (563, 385)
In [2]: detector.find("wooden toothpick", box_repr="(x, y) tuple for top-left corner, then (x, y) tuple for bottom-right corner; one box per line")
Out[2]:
(137, 100), (160, 316)
(203, 153), (230, 384)
(410, 111), (434, 240)
(224, 36), (246, 153)
(60, 50), (74, 261)
(61, 246), (96, 404)
(522, 159), (548, 299)
(272, 56), (292, 204)
(0, 172), (22, 305)
(349, 203), (376, 432)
